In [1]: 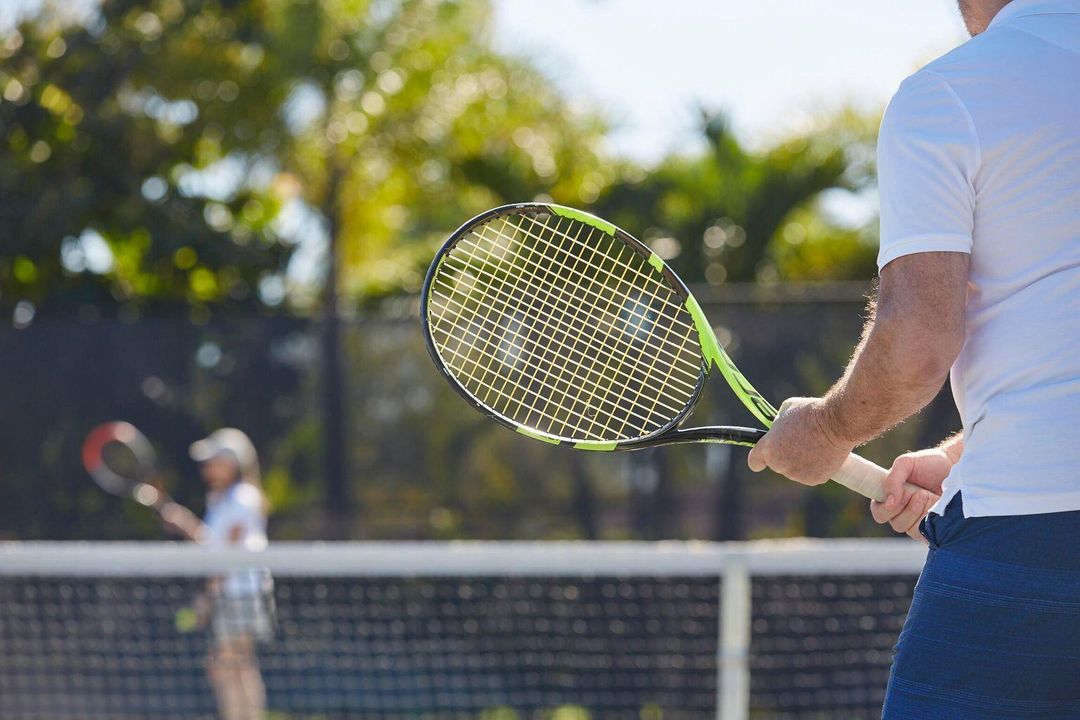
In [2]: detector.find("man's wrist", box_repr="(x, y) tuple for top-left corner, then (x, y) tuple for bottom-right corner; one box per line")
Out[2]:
(814, 396), (858, 451)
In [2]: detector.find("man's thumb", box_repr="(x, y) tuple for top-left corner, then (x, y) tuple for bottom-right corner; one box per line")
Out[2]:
(884, 454), (915, 506)
(747, 444), (767, 473)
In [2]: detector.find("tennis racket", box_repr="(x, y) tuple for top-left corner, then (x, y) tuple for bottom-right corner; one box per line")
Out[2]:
(421, 203), (890, 501)
(82, 421), (170, 511)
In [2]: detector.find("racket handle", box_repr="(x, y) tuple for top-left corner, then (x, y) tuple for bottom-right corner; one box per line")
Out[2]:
(831, 453), (889, 502)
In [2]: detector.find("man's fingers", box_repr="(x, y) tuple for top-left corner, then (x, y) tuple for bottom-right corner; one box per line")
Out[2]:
(887, 501), (923, 535)
(889, 489), (937, 536)
(747, 433), (771, 473)
(870, 499), (899, 525)
(883, 454), (916, 507)
(903, 494), (935, 541)
(907, 491), (939, 534)
(869, 476), (905, 524)
(871, 450), (947, 540)
(873, 486), (940, 540)
(906, 524), (927, 542)
(747, 442), (767, 473)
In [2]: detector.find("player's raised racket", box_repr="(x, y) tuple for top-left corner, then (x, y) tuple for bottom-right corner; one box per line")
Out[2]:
(421, 203), (890, 501)
(82, 421), (169, 511)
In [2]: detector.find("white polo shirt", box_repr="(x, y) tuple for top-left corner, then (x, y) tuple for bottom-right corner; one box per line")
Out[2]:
(204, 481), (271, 596)
(876, 0), (1080, 517)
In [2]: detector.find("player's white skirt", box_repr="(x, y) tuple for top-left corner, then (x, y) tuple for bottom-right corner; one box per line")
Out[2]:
(212, 592), (275, 643)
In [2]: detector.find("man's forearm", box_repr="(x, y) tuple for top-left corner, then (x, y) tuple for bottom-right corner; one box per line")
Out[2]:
(818, 253), (968, 449)
(748, 253), (968, 486)
(937, 432), (964, 464)
(821, 316), (953, 447)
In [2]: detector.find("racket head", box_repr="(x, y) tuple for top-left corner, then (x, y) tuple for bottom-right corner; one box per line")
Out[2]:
(422, 203), (709, 449)
(82, 422), (161, 506)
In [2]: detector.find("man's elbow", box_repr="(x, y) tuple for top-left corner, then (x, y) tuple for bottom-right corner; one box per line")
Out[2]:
(908, 332), (962, 384)
(875, 251), (969, 386)
(873, 314), (963, 386)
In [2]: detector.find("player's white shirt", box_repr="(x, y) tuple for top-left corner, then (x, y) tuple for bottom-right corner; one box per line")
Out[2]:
(876, 0), (1080, 517)
(204, 481), (271, 596)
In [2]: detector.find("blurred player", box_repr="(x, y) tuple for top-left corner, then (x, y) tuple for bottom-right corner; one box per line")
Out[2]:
(161, 428), (272, 720)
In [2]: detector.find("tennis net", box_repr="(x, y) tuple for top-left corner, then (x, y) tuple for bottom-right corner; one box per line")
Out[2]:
(0, 540), (925, 719)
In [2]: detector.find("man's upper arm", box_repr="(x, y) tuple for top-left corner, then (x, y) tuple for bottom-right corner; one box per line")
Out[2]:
(874, 68), (978, 373)
(877, 251), (969, 375)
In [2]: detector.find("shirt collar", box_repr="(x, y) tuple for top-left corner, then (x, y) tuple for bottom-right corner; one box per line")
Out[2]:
(989, 0), (1080, 29)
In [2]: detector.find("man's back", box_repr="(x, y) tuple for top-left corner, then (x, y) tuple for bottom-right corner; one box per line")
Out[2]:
(877, 0), (1080, 516)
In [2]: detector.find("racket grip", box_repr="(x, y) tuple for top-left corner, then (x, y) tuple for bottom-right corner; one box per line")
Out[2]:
(831, 453), (889, 502)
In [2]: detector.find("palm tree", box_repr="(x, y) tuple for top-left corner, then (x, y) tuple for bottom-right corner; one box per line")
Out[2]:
(595, 109), (868, 285)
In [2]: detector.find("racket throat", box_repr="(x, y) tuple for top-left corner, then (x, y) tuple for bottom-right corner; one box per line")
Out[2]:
(624, 426), (764, 449)
(684, 296), (778, 427)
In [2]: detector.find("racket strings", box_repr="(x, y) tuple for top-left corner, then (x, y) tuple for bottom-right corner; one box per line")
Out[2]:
(430, 225), (691, 434)
(465, 220), (701, 372)
(433, 229), (621, 435)
(516, 214), (697, 336)
(523, 219), (694, 438)
(443, 218), (689, 432)
(432, 214), (698, 440)
(429, 290), (689, 422)
(431, 239), (698, 396)
(481, 222), (699, 371)
(504, 216), (703, 437)
(428, 211), (703, 442)
(431, 228), (664, 436)
(95, 441), (143, 493)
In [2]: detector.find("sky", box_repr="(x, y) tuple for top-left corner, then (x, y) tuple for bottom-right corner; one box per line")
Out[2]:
(2, 0), (969, 162)
(0, 0), (972, 287)
(494, 0), (968, 162)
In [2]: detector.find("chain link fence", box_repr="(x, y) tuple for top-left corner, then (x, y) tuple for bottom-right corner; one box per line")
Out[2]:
(0, 284), (958, 541)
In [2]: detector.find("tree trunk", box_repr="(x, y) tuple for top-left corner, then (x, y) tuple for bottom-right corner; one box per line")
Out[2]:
(321, 157), (350, 539)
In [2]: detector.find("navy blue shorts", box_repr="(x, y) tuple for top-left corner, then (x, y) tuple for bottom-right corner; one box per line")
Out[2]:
(882, 493), (1080, 719)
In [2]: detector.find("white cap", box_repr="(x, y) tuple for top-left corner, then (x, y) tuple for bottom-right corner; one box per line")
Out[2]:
(189, 428), (258, 475)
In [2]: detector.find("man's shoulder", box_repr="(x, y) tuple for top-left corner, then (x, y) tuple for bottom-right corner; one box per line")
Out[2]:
(916, 21), (1044, 84)
(912, 36), (989, 83)
(883, 67), (965, 130)
(888, 32), (1007, 114)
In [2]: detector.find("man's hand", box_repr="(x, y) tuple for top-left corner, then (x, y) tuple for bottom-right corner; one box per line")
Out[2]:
(747, 397), (854, 486)
(870, 448), (952, 540)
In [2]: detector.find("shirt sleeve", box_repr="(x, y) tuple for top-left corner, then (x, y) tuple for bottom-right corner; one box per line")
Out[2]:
(876, 70), (980, 270)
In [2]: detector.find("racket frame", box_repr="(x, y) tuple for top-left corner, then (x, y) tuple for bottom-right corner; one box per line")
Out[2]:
(82, 421), (165, 509)
(421, 203), (770, 450)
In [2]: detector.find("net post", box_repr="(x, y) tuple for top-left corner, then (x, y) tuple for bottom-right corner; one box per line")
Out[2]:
(718, 561), (751, 720)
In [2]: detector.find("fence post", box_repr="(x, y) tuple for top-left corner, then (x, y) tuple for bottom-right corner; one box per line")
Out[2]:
(718, 562), (751, 720)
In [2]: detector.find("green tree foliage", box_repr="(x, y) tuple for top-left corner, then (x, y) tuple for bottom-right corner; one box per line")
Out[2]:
(2, 0), (879, 316)
(0, 0), (293, 314)
(595, 109), (879, 286)
(0, 0), (617, 541)
(0, 0), (612, 314)
(264, 0), (611, 302)
(0, 0), (904, 543)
